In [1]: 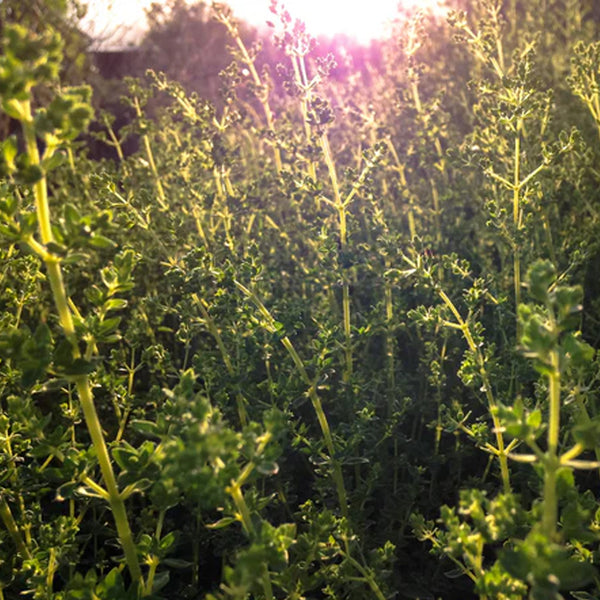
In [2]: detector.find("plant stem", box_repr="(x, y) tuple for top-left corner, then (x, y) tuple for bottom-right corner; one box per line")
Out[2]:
(410, 79), (442, 242)
(145, 509), (166, 594)
(216, 8), (282, 173)
(0, 496), (31, 560)
(234, 281), (350, 519)
(192, 294), (248, 426)
(21, 100), (144, 589)
(291, 54), (317, 181)
(543, 348), (561, 539)
(342, 552), (387, 600)
(132, 96), (168, 210)
(102, 113), (126, 163)
(384, 268), (395, 418)
(437, 289), (511, 493)
(75, 377), (143, 584)
(319, 133), (353, 382)
(228, 439), (275, 600)
(513, 120), (523, 339)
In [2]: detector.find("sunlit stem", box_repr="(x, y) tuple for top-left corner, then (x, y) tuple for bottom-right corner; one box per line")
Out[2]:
(191, 293), (248, 426)
(114, 347), (138, 443)
(227, 434), (275, 600)
(218, 11), (282, 172)
(75, 376), (144, 588)
(145, 508), (166, 594)
(593, 91), (600, 143)
(21, 101), (144, 589)
(342, 550), (388, 600)
(384, 266), (395, 416)
(132, 96), (168, 210)
(513, 119), (523, 339)
(385, 138), (416, 236)
(102, 113), (125, 163)
(319, 133), (353, 382)
(437, 289), (511, 493)
(291, 54), (317, 181)
(234, 281), (349, 519)
(0, 496), (31, 560)
(1, 413), (32, 547)
(410, 77), (442, 242)
(543, 347), (561, 540)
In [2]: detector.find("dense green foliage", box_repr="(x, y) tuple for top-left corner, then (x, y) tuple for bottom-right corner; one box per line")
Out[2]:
(2, 1), (600, 598)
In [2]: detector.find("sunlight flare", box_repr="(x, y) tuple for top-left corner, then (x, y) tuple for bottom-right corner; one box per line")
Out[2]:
(227, 0), (448, 42)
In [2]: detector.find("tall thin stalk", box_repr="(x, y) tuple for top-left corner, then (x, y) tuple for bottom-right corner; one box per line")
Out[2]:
(234, 280), (349, 518)
(191, 293), (248, 426)
(227, 433), (275, 600)
(319, 133), (353, 382)
(20, 101), (145, 590)
(542, 347), (561, 539)
(436, 288), (511, 493)
(513, 119), (523, 339)
(213, 6), (283, 173)
(132, 96), (168, 210)
(0, 496), (31, 560)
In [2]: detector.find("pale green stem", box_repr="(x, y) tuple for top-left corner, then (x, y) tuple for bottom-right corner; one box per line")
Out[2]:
(513, 121), (523, 339)
(75, 376), (143, 585)
(292, 54), (317, 181)
(319, 133), (353, 382)
(384, 270), (395, 417)
(103, 113), (126, 163)
(132, 97), (168, 210)
(228, 435), (275, 600)
(342, 551), (387, 600)
(192, 294), (247, 426)
(410, 79), (441, 242)
(543, 349), (561, 539)
(234, 281), (349, 519)
(0, 496), (31, 560)
(437, 289), (511, 493)
(21, 102), (144, 589)
(219, 13), (282, 172)
(145, 509), (166, 594)
(46, 547), (57, 591)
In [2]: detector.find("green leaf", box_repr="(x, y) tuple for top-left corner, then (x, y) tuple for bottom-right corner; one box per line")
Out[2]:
(555, 467), (575, 497)
(256, 460), (279, 475)
(64, 204), (81, 227)
(1, 136), (17, 173)
(444, 568), (466, 579)
(206, 517), (237, 529)
(61, 357), (98, 376)
(89, 234), (118, 249)
(527, 408), (542, 429)
(16, 163), (43, 185)
(0, 193), (18, 216)
(151, 570), (169, 593)
(563, 333), (594, 369)
(41, 149), (66, 172)
(572, 419), (600, 450)
(159, 531), (176, 552)
(162, 558), (193, 569)
(130, 420), (159, 436)
(104, 298), (128, 312)
(98, 316), (121, 336)
(527, 260), (556, 302)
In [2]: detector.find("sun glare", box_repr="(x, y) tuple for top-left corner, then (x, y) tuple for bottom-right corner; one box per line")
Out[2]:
(82, 0), (448, 48)
(226, 0), (448, 43)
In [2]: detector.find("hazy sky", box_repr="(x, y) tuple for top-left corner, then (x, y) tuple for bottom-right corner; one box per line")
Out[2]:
(81, 0), (446, 48)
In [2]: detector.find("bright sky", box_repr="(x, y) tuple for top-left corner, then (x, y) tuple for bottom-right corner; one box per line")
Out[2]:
(81, 0), (447, 48)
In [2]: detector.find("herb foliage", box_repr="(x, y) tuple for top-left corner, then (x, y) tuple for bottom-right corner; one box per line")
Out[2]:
(2, 1), (600, 599)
